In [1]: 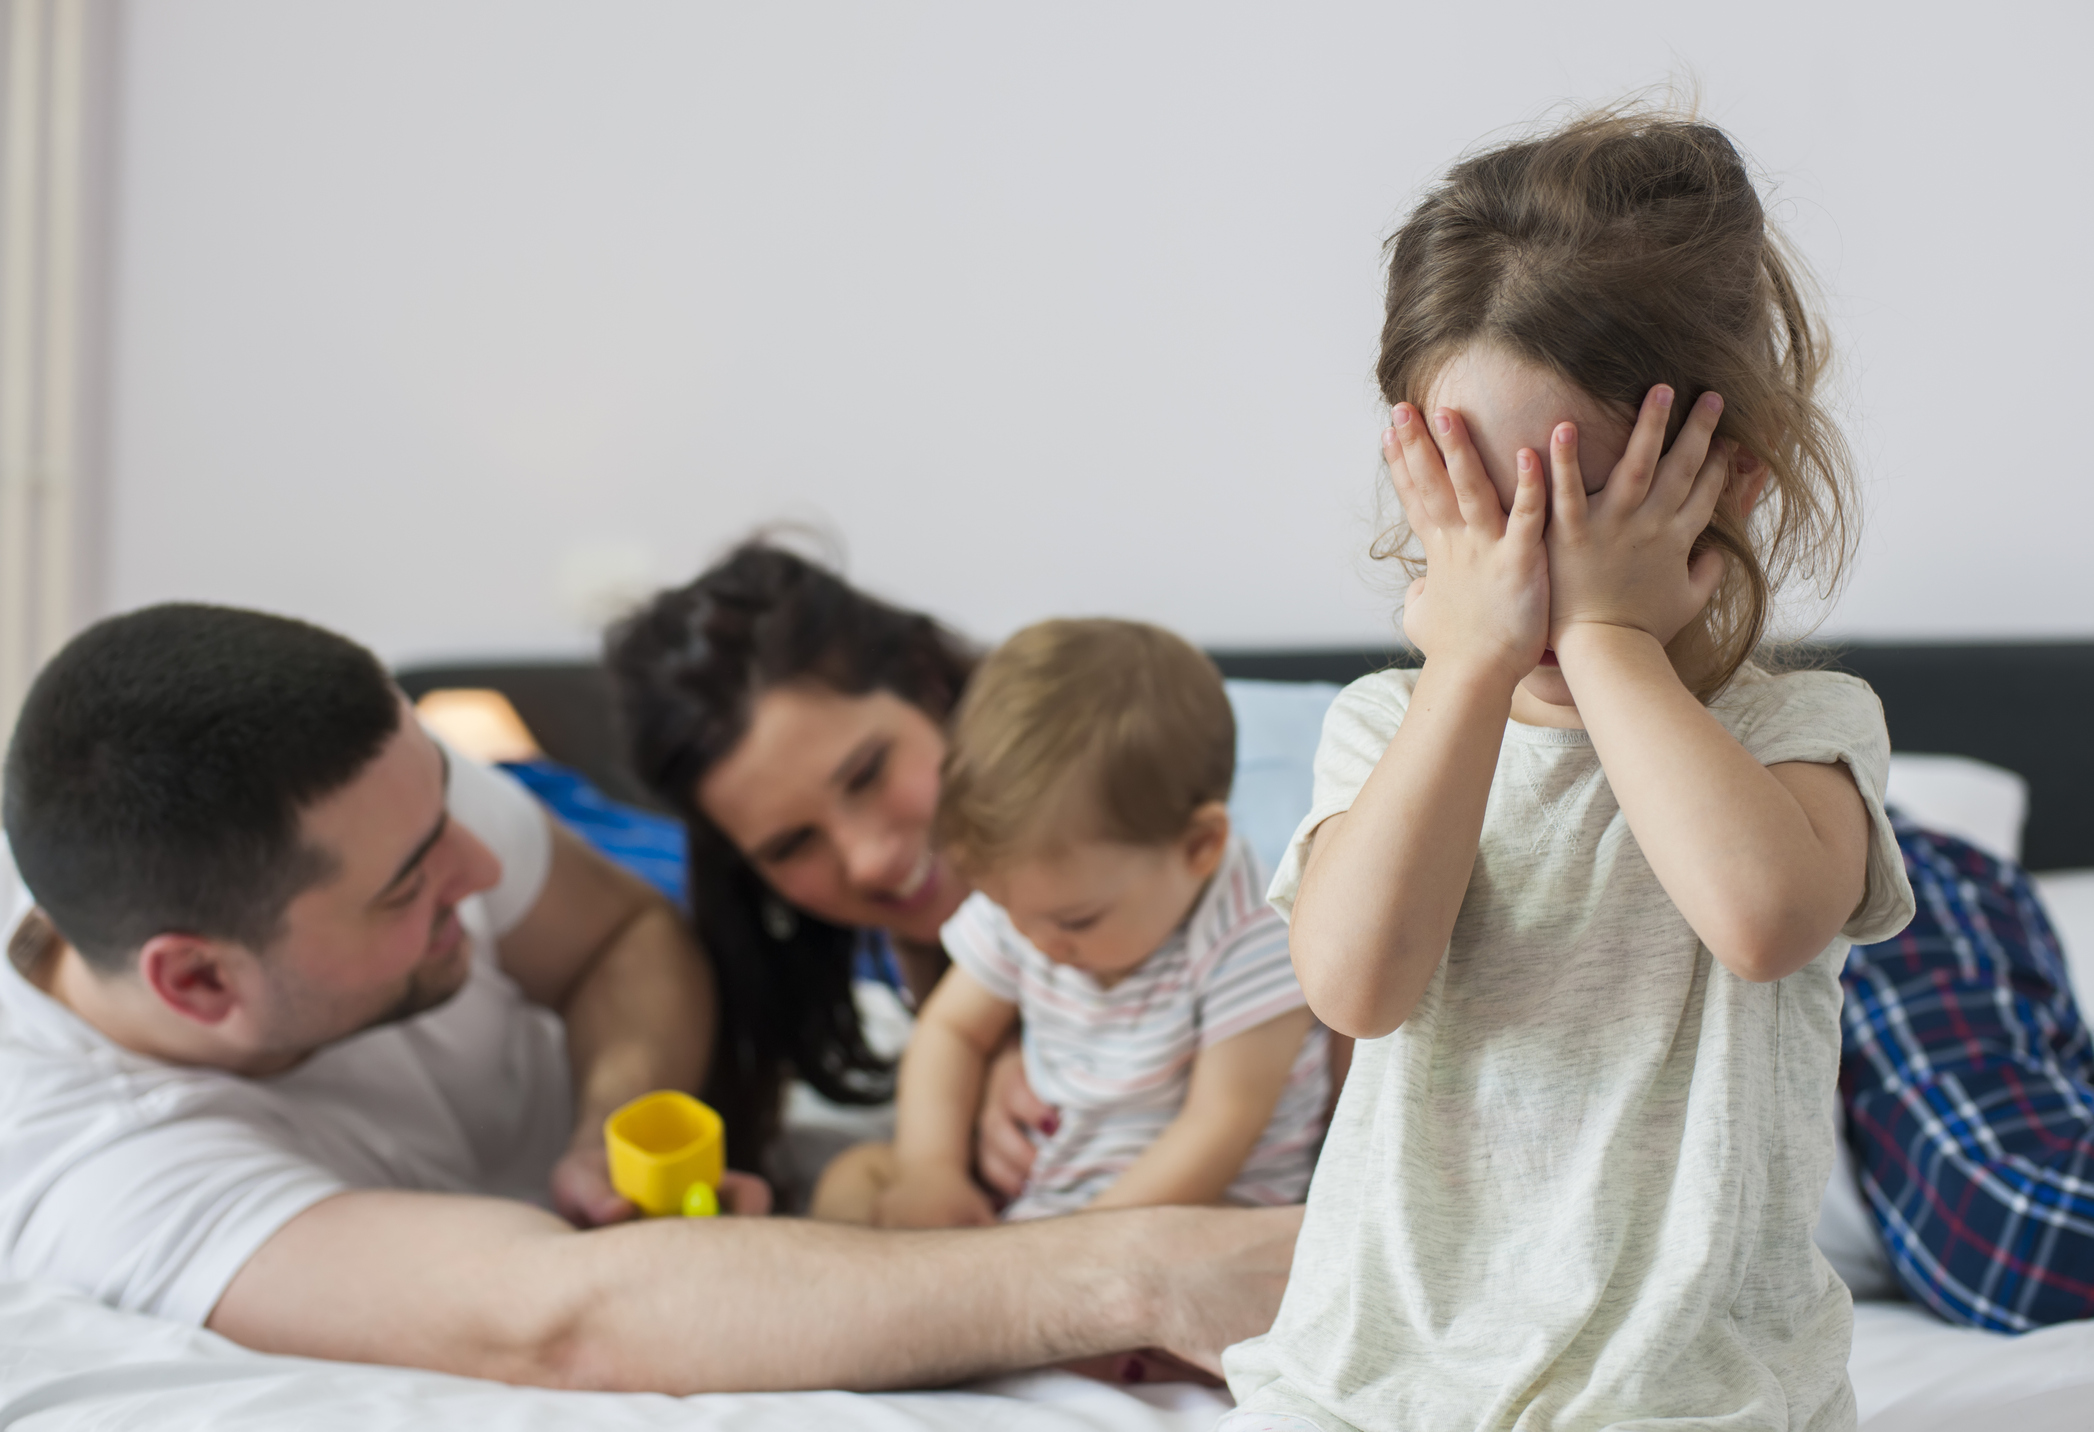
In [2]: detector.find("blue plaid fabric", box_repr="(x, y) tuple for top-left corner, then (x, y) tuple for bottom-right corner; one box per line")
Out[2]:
(1841, 815), (2094, 1331)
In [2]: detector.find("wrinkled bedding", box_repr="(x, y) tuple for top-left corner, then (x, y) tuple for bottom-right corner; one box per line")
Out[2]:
(2, 1279), (2090, 1431)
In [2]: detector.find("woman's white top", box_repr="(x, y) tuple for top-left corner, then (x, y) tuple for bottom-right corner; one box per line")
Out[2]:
(1223, 665), (1915, 1432)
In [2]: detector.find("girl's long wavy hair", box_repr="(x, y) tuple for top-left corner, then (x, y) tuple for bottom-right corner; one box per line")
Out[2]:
(605, 542), (975, 1168)
(1375, 104), (1856, 699)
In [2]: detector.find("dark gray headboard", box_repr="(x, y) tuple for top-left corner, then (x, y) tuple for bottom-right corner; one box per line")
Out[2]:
(398, 641), (2094, 872)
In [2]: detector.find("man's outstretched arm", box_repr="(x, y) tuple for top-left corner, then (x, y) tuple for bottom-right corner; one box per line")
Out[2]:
(208, 1191), (1300, 1393)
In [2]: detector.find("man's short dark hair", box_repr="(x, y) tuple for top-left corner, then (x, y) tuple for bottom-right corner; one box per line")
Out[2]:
(3, 604), (402, 972)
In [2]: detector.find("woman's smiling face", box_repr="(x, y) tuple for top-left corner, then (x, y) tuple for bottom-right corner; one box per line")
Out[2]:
(697, 683), (966, 945)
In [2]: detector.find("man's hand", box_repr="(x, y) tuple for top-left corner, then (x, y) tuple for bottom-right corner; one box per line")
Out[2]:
(976, 1038), (1054, 1200)
(1543, 385), (1730, 650)
(1143, 1204), (1304, 1374)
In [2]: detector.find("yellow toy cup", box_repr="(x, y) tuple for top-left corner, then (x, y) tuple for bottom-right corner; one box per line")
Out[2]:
(604, 1090), (725, 1218)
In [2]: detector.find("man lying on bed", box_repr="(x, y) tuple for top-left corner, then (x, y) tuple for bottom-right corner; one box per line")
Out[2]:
(0, 603), (1297, 1393)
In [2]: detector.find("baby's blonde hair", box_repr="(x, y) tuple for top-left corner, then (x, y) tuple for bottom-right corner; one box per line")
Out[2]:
(936, 619), (1235, 871)
(1376, 103), (1856, 698)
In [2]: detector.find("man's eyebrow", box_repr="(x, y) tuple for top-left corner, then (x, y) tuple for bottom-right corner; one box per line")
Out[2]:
(374, 747), (451, 901)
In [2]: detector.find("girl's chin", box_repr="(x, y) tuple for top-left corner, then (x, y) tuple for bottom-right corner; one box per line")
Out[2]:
(1517, 667), (1578, 709)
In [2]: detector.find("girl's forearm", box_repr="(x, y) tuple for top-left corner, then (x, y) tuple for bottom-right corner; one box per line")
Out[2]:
(1554, 623), (1865, 979)
(1291, 657), (1517, 1037)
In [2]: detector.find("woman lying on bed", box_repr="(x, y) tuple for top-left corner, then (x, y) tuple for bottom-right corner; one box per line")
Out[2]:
(603, 540), (1058, 1198)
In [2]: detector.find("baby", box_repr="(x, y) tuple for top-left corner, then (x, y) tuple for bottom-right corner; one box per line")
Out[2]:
(814, 618), (1329, 1226)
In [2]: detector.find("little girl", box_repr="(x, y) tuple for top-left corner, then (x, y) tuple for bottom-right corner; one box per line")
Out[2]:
(1221, 109), (1916, 1431)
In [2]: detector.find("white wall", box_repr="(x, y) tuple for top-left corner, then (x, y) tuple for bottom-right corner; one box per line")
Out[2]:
(99, 0), (2094, 665)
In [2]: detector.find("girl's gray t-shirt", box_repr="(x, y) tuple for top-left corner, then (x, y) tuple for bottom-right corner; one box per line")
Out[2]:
(1222, 665), (1915, 1432)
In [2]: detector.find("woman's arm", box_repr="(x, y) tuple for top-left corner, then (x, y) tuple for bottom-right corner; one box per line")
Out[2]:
(1290, 404), (1549, 1039)
(879, 967), (1017, 1227)
(1543, 388), (1868, 980)
(497, 823), (717, 1226)
(1087, 1007), (1316, 1210)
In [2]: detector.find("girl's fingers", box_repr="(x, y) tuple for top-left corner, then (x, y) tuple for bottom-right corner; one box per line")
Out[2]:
(1657, 391), (1725, 507)
(1388, 404), (1459, 528)
(1382, 420), (1428, 526)
(1505, 448), (1547, 545)
(1686, 543), (1727, 614)
(1681, 437), (1730, 531)
(1608, 385), (1674, 504)
(1382, 422), (1412, 498)
(1431, 407), (1505, 532)
(1548, 422), (1588, 531)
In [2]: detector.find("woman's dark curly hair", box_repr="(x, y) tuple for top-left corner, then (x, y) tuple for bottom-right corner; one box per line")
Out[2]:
(605, 542), (975, 1167)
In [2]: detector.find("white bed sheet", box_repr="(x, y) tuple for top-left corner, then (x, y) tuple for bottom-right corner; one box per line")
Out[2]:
(0, 1278), (1231, 1431)
(3, 1279), (2090, 1432)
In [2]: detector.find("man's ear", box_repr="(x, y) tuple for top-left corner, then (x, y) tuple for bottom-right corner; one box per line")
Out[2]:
(138, 934), (246, 1026)
(1180, 801), (1233, 880)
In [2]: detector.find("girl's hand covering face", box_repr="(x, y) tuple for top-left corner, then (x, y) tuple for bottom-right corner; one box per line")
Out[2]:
(1385, 402), (1550, 685)
(1543, 387), (1731, 649)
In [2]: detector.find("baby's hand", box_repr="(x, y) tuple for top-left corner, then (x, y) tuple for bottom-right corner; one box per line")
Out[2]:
(1387, 403), (1549, 685)
(875, 1165), (997, 1229)
(1543, 386), (1729, 649)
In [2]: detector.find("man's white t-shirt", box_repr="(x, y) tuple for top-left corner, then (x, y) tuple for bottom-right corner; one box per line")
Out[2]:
(0, 748), (568, 1325)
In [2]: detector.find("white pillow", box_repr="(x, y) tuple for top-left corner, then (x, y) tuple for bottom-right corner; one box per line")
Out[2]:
(2032, 869), (2094, 1008)
(1884, 753), (2027, 865)
(1226, 678), (1342, 877)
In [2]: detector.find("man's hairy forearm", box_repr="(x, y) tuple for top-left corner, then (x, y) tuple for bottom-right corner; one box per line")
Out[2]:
(555, 1212), (1154, 1390)
(214, 1190), (1168, 1394)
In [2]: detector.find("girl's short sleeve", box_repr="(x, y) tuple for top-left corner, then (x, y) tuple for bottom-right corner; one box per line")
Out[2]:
(938, 891), (1025, 1004)
(1720, 669), (1916, 945)
(1266, 669), (1415, 923)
